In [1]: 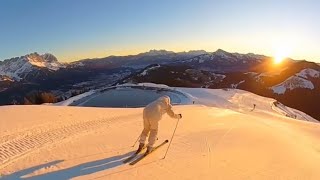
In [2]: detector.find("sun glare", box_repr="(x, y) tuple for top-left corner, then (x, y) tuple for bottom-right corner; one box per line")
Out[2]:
(273, 45), (291, 64)
(274, 54), (285, 64)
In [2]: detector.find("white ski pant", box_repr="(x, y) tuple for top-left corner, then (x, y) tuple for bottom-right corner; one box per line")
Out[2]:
(139, 117), (159, 147)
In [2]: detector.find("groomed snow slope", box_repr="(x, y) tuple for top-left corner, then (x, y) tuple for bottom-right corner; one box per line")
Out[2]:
(1, 89), (320, 179)
(178, 87), (318, 122)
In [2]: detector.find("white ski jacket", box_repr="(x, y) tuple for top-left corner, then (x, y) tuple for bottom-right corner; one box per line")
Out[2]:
(139, 95), (180, 147)
(143, 95), (180, 123)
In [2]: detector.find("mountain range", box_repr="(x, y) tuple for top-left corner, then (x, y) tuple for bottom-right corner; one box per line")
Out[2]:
(0, 49), (319, 120)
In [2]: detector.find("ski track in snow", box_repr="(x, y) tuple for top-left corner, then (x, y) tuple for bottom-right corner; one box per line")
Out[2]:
(0, 118), (113, 169)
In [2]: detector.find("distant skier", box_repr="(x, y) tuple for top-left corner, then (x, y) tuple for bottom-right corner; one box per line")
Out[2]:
(250, 103), (256, 111)
(138, 95), (182, 154)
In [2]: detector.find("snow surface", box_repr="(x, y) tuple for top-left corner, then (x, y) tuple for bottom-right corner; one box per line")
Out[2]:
(120, 82), (170, 89)
(296, 68), (320, 79)
(176, 87), (317, 122)
(139, 65), (161, 76)
(27, 57), (60, 71)
(231, 80), (245, 88)
(244, 72), (258, 75)
(1, 84), (319, 179)
(270, 68), (319, 94)
(271, 76), (315, 94)
(0, 57), (33, 80)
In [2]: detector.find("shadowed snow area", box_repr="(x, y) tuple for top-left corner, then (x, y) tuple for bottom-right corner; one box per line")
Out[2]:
(1, 83), (319, 179)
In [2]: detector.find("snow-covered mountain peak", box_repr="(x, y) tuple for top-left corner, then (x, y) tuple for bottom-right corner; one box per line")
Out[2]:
(26, 53), (62, 70)
(138, 49), (175, 56)
(41, 53), (59, 63)
(212, 49), (266, 59)
(213, 49), (230, 57)
(187, 50), (207, 54)
(245, 52), (266, 59)
(0, 52), (63, 81)
(26, 52), (47, 65)
(212, 49), (266, 61)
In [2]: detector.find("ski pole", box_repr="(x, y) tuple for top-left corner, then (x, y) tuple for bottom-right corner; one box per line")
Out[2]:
(163, 117), (180, 159)
(132, 134), (141, 147)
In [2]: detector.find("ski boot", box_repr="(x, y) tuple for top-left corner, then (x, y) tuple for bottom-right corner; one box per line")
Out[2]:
(137, 143), (145, 152)
(145, 146), (153, 154)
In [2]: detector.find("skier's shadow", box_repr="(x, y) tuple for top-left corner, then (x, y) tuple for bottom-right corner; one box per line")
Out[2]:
(2, 151), (134, 180)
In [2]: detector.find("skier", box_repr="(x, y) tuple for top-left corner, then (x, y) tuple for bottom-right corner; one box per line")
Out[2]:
(138, 95), (182, 154)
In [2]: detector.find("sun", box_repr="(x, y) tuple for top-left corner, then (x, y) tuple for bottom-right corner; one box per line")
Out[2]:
(273, 46), (291, 64)
(274, 54), (285, 64)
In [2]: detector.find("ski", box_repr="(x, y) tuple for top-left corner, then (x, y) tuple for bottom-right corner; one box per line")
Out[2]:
(129, 140), (169, 166)
(123, 147), (146, 163)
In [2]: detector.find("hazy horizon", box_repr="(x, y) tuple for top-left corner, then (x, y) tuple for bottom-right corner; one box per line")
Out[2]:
(1, 48), (318, 63)
(1, 0), (319, 63)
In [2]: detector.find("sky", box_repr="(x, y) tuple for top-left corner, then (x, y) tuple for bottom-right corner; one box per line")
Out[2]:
(0, 0), (319, 62)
